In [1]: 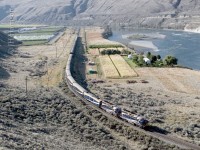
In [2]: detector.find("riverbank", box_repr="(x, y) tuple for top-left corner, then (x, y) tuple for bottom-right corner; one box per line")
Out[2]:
(109, 28), (200, 70)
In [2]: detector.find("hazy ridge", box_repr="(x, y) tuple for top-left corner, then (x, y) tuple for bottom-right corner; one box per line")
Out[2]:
(0, 0), (200, 29)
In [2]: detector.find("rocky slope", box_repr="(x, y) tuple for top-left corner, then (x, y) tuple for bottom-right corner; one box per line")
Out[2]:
(0, 31), (22, 59)
(0, 0), (200, 30)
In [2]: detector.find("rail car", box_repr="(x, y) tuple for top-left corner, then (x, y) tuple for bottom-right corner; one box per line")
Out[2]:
(67, 76), (76, 85)
(84, 92), (101, 106)
(121, 113), (149, 128)
(72, 82), (87, 95)
(65, 34), (149, 129)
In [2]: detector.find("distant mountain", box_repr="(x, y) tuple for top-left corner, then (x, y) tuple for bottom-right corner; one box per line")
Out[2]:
(0, 0), (200, 30)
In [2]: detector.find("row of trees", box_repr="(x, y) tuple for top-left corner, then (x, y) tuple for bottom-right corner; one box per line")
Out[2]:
(132, 52), (178, 67)
(100, 49), (121, 55)
(100, 49), (131, 55)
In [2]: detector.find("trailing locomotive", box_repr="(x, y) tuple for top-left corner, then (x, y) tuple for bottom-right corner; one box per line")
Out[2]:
(65, 34), (148, 128)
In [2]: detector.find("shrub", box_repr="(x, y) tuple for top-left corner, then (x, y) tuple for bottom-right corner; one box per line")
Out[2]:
(133, 55), (139, 62)
(121, 49), (131, 55)
(157, 55), (161, 60)
(89, 44), (123, 49)
(164, 55), (178, 66)
(146, 52), (152, 59)
(151, 55), (157, 63)
(100, 49), (121, 55)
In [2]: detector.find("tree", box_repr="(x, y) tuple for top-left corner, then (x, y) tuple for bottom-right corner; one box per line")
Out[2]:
(151, 55), (157, 63)
(164, 55), (178, 66)
(138, 55), (145, 66)
(146, 52), (152, 59)
(157, 55), (161, 60)
(133, 55), (138, 62)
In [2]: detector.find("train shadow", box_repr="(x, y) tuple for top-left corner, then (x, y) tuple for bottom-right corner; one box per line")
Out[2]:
(145, 125), (170, 135)
(72, 37), (88, 88)
(0, 66), (10, 80)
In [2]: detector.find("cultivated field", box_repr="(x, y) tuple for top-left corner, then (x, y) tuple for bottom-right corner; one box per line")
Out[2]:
(110, 55), (138, 78)
(85, 27), (120, 46)
(99, 55), (120, 78)
(89, 48), (100, 56)
(135, 68), (200, 94)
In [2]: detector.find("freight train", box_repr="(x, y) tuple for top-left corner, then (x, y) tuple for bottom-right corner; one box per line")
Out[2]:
(65, 34), (149, 128)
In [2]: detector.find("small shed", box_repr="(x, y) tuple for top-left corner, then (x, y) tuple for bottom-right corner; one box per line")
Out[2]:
(88, 68), (97, 74)
(88, 61), (95, 65)
(143, 57), (151, 64)
(128, 54), (133, 59)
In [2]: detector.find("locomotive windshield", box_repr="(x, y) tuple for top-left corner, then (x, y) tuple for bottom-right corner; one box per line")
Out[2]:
(139, 119), (148, 125)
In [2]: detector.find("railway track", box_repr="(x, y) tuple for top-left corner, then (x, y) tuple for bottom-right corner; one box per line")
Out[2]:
(65, 80), (200, 150)
(63, 31), (200, 150)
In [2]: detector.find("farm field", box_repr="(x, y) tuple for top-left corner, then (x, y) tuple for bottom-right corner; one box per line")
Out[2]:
(0, 24), (44, 29)
(123, 56), (138, 68)
(0, 25), (64, 46)
(85, 27), (137, 79)
(99, 55), (120, 78)
(22, 40), (48, 46)
(110, 55), (138, 78)
(85, 27), (121, 47)
(89, 48), (100, 56)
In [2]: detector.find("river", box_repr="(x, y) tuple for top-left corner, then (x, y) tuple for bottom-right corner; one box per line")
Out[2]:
(108, 28), (200, 70)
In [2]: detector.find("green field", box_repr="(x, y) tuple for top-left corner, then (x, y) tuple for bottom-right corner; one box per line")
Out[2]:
(0, 24), (64, 46)
(123, 56), (138, 68)
(27, 27), (62, 34)
(0, 24), (44, 29)
(89, 44), (124, 49)
(22, 40), (47, 46)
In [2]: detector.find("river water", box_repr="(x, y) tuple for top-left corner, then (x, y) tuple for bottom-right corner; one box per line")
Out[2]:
(109, 28), (200, 70)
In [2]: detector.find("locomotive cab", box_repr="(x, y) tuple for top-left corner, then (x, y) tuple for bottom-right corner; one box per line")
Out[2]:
(137, 117), (149, 128)
(113, 106), (122, 118)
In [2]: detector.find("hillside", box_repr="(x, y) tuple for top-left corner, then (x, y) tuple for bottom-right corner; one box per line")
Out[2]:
(0, 0), (200, 30)
(0, 31), (22, 59)
(0, 31), (21, 46)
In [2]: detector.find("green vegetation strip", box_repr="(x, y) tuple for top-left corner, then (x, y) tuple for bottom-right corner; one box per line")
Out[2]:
(89, 44), (124, 49)
(123, 56), (138, 68)
(27, 28), (62, 34)
(22, 40), (47, 46)
(0, 24), (43, 29)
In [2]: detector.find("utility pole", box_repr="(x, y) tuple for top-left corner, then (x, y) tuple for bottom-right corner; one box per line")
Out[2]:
(55, 44), (57, 58)
(8, 8), (15, 51)
(25, 76), (28, 95)
(45, 61), (49, 90)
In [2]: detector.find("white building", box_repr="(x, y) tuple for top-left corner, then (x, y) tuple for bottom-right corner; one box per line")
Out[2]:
(128, 54), (133, 59)
(143, 57), (151, 64)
